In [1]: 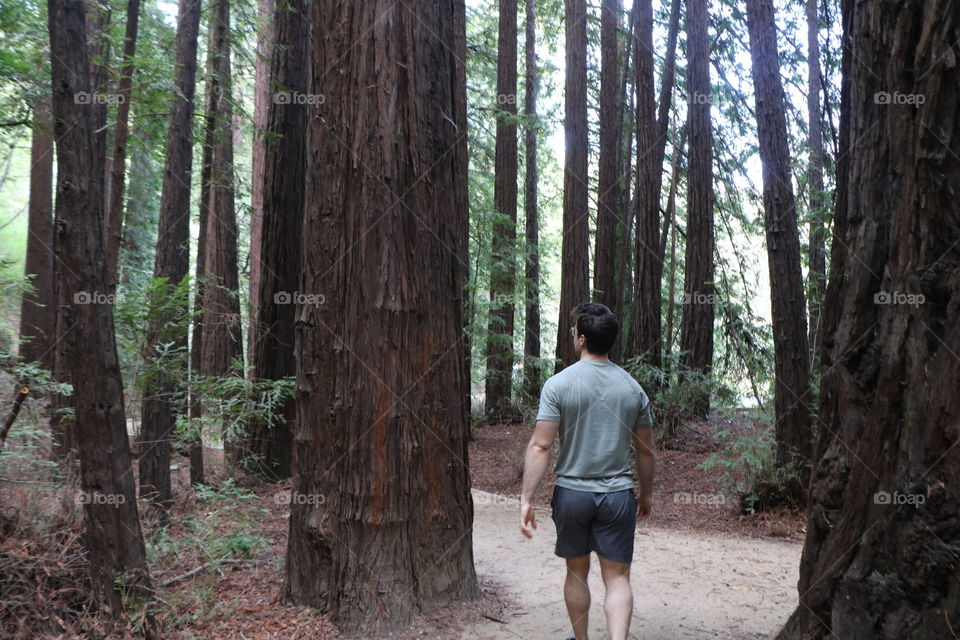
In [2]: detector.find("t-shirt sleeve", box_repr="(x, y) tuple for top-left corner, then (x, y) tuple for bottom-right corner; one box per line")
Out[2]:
(634, 388), (654, 429)
(536, 378), (562, 422)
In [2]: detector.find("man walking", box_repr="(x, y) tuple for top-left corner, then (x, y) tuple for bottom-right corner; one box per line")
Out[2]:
(520, 303), (656, 640)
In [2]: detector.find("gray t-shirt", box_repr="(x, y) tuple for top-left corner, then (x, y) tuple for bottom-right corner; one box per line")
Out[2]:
(536, 359), (653, 492)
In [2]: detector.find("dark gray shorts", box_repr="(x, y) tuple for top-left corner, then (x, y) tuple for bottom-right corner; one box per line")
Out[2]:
(550, 485), (637, 563)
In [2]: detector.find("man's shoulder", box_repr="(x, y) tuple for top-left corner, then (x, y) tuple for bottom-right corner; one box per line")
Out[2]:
(609, 364), (649, 400)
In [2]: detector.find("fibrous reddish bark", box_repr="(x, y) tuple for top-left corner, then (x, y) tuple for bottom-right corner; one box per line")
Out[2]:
(555, 0), (590, 370)
(778, 2), (960, 637)
(244, 0), (308, 480)
(284, 1), (478, 633)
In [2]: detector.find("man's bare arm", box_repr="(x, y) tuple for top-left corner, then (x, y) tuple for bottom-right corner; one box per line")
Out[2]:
(633, 427), (656, 517)
(520, 419), (559, 537)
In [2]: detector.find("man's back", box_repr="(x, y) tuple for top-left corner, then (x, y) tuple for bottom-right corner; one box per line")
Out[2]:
(537, 360), (653, 492)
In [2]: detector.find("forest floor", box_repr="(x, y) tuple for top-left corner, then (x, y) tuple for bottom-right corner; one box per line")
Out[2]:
(0, 414), (808, 639)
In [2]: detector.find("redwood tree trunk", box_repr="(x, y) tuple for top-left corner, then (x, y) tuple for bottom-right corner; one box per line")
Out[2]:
(678, 0), (715, 416)
(284, 1), (478, 633)
(47, 0), (153, 615)
(629, 0), (680, 368)
(592, 0), (621, 309)
(19, 101), (54, 371)
(247, 0), (274, 361)
(244, 0), (308, 480)
(522, 0), (540, 399)
(746, 0), (813, 489)
(138, 0), (202, 506)
(555, 0), (590, 370)
(201, 0), (243, 464)
(805, 0), (827, 363)
(777, 1), (960, 637)
(188, 48), (217, 486)
(484, 0), (519, 419)
(105, 0), (141, 290)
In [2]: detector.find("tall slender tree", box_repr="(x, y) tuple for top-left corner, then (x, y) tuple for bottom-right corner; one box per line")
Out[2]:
(244, 0), (309, 480)
(556, 0), (590, 370)
(746, 0), (813, 490)
(104, 0), (141, 289)
(201, 0), (243, 464)
(247, 0), (274, 361)
(806, 0), (827, 361)
(678, 0), (715, 416)
(630, 0), (680, 369)
(19, 101), (54, 371)
(778, 1), (960, 636)
(47, 0), (153, 615)
(593, 0), (622, 309)
(138, 0), (202, 506)
(484, 0), (519, 419)
(284, 1), (478, 633)
(522, 0), (540, 399)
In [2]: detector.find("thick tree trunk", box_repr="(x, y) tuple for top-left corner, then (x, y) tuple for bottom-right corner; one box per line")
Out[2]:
(484, 0), (519, 420)
(284, 1), (478, 633)
(805, 0), (827, 363)
(555, 0), (590, 371)
(201, 0), (243, 465)
(678, 0), (715, 416)
(777, 2), (960, 637)
(592, 0), (621, 309)
(522, 0), (540, 400)
(247, 0), (274, 362)
(104, 0), (140, 290)
(629, 0), (680, 368)
(138, 0), (202, 506)
(244, 0), (308, 480)
(47, 0), (153, 617)
(746, 0), (813, 490)
(19, 102), (54, 371)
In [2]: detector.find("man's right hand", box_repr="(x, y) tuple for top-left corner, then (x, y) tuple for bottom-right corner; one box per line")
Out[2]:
(637, 495), (652, 519)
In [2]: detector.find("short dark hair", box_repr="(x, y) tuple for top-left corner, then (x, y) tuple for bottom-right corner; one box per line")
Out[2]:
(571, 303), (619, 355)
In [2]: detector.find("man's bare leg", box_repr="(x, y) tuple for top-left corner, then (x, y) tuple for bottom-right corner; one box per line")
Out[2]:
(598, 555), (632, 640)
(564, 554), (591, 639)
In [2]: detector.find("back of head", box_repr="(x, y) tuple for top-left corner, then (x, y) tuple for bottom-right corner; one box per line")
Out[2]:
(571, 303), (619, 355)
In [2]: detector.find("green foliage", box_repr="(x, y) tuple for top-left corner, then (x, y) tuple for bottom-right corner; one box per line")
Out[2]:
(700, 423), (802, 514)
(622, 353), (731, 438)
(182, 360), (294, 454)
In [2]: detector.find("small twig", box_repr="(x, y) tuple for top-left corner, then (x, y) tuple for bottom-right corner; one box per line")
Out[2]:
(481, 613), (506, 624)
(159, 558), (258, 587)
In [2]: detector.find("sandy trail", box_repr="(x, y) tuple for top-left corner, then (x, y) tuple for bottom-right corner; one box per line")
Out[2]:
(463, 490), (803, 640)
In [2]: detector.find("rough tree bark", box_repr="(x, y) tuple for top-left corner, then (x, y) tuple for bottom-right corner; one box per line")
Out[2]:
(630, 0), (680, 369)
(283, 1), (478, 634)
(555, 0), (590, 371)
(104, 0), (141, 290)
(244, 0), (308, 480)
(47, 0), (153, 616)
(138, 0), (202, 507)
(592, 0), (621, 309)
(247, 0), (275, 361)
(777, 1), (960, 637)
(19, 101), (54, 371)
(484, 0), (519, 419)
(522, 0), (540, 399)
(201, 0), (243, 465)
(678, 0), (715, 416)
(805, 0), (827, 363)
(746, 0), (813, 491)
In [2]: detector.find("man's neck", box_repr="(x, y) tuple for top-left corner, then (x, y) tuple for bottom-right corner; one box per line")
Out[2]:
(578, 350), (609, 363)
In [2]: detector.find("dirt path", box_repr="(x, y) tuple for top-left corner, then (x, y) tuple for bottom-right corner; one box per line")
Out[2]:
(463, 490), (803, 640)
